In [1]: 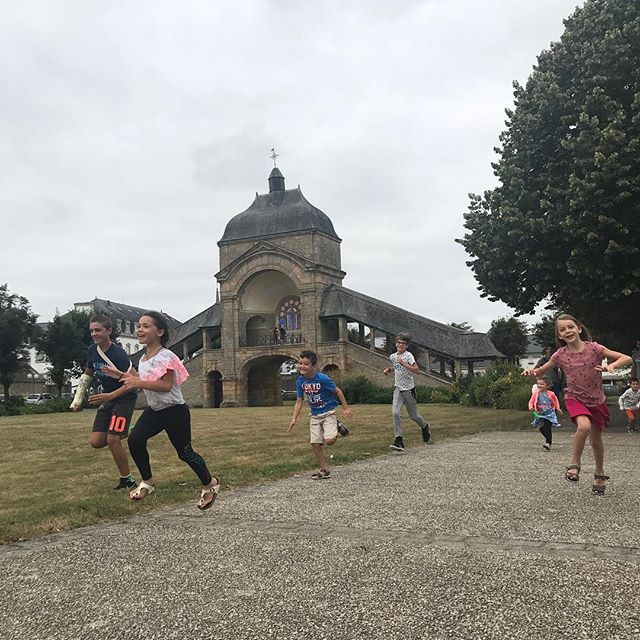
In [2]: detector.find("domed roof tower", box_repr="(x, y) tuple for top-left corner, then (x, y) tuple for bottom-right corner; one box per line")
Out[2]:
(217, 167), (344, 281)
(219, 168), (340, 244)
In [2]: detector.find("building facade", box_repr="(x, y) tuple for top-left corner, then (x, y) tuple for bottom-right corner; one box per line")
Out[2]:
(168, 167), (503, 407)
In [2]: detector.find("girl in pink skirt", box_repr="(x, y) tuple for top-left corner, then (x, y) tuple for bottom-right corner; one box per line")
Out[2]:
(525, 314), (631, 495)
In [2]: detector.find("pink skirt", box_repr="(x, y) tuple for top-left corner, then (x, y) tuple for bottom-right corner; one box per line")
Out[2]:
(564, 398), (610, 431)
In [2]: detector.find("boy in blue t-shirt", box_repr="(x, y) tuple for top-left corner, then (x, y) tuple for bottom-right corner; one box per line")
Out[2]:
(70, 314), (138, 490)
(288, 350), (351, 479)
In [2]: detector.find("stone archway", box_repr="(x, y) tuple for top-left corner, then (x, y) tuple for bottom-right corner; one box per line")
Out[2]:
(244, 355), (295, 407)
(322, 363), (341, 383)
(206, 370), (223, 408)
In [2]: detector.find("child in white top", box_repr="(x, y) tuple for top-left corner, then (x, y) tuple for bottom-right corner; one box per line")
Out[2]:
(105, 311), (220, 510)
(618, 377), (640, 433)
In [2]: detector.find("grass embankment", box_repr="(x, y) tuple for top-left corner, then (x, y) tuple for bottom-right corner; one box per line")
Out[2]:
(0, 405), (526, 544)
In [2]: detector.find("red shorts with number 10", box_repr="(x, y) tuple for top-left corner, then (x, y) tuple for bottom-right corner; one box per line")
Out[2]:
(92, 395), (137, 437)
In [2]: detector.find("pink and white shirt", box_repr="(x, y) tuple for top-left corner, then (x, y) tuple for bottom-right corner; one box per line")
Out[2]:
(551, 341), (606, 407)
(138, 348), (189, 411)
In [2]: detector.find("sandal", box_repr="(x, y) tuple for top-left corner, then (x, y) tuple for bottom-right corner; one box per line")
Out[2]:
(130, 481), (155, 501)
(197, 477), (221, 511)
(311, 469), (331, 480)
(565, 465), (581, 482)
(592, 474), (610, 496)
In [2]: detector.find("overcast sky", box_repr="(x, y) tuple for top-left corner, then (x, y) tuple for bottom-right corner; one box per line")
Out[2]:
(1, 0), (582, 332)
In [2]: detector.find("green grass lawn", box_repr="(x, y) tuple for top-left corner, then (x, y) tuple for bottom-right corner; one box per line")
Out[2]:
(0, 404), (526, 544)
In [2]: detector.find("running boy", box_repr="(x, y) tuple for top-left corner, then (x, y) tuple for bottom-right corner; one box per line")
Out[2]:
(383, 333), (430, 451)
(70, 314), (137, 490)
(618, 377), (640, 433)
(288, 350), (351, 479)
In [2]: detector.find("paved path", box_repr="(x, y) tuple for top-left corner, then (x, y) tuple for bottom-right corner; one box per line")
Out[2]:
(3, 429), (640, 640)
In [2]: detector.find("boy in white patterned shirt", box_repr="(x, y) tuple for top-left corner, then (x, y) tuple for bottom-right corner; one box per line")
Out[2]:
(383, 333), (431, 451)
(619, 377), (640, 433)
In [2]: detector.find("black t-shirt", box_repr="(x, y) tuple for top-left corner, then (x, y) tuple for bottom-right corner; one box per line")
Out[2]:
(86, 342), (136, 399)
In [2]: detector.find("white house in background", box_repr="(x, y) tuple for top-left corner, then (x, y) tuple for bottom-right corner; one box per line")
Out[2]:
(22, 299), (181, 396)
(73, 298), (181, 355)
(521, 335), (545, 370)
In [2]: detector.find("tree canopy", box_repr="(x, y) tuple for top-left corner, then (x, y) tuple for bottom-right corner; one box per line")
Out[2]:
(36, 310), (91, 396)
(449, 321), (474, 332)
(487, 316), (529, 363)
(0, 284), (38, 400)
(457, 0), (640, 350)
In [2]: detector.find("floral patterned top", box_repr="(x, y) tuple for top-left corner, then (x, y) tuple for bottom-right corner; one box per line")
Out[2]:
(138, 348), (189, 411)
(551, 341), (605, 407)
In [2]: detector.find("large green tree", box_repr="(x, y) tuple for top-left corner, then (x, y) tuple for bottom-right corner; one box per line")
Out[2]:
(36, 310), (91, 397)
(457, 0), (640, 350)
(0, 284), (38, 400)
(487, 316), (529, 364)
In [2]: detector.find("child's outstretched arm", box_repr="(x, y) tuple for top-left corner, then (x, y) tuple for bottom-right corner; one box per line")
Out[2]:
(334, 386), (351, 417)
(597, 348), (632, 372)
(523, 359), (556, 377)
(288, 398), (304, 431)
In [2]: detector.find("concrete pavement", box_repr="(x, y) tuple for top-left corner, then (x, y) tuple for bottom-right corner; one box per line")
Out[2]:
(2, 428), (640, 640)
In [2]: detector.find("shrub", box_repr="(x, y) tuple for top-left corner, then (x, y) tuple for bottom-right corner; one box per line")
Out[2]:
(458, 363), (531, 410)
(429, 389), (452, 404)
(341, 376), (392, 404)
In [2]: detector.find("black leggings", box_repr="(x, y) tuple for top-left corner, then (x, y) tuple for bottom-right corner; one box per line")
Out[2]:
(128, 403), (212, 485)
(538, 419), (553, 445)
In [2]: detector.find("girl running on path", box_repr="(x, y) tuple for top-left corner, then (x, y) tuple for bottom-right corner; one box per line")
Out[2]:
(524, 314), (631, 495)
(104, 311), (220, 510)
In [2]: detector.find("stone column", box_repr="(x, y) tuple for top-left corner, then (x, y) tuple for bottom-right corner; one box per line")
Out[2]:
(440, 356), (446, 375)
(369, 328), (376, 351)
(358, 322), (365, 346)
(468, 361), (475, 376)
(424, 349), (431, 372)
(202, 328), (210, 350)
(454, 360), (462, 379)
(338, 317), (348, 342)
(182, 342), (189, 362)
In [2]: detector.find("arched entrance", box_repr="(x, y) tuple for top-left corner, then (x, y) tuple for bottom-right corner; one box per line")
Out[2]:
(206, 370), (223, 408)
(322, 363), (341, 382)
(245, 355), (295, 406)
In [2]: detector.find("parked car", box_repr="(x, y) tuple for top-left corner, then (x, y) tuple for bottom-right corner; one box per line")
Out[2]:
(25, 393), (54, 405)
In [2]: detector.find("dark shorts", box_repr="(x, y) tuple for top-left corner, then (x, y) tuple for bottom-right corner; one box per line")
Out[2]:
(564, 398), (610, 432)
(92, 395), (137, 438)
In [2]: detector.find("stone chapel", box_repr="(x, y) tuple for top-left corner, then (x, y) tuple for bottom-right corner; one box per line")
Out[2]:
(169, 167), (503, 407)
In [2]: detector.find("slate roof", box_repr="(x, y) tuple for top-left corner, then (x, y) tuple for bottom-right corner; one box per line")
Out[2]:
(319, 284), (503, 360)
(168, 303), (220, 347)
(525, 335), (544, 355)
(74, 298), (181, 330)
(219, 187), (340, 244)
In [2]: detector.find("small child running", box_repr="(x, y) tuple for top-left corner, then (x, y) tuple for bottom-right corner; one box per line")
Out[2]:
(528, 376), (562, 450)
(618, 377), (640, 433)
(288, 350), (351, 479)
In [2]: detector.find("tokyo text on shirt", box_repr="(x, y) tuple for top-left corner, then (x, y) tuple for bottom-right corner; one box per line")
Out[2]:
(296, 372), (338, 416)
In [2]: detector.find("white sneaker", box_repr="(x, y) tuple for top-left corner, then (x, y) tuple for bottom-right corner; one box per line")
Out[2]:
(542, 443), (551, 451)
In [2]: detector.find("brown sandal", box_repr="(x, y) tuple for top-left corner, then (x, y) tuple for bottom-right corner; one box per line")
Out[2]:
(565, 464), (580, 482)
(592, 474), (610, 496)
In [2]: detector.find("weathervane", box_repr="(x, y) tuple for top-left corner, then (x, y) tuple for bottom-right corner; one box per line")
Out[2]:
(270, 147), (279, 167)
